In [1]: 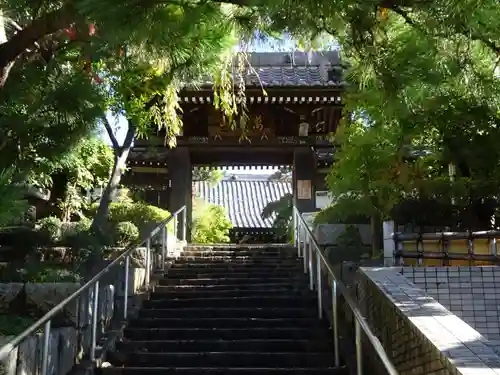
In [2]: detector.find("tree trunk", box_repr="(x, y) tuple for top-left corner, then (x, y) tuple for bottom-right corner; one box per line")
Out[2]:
(0, 5), (74, 87)
(90, 122), (136, 234)
(90, 148), (129, 233)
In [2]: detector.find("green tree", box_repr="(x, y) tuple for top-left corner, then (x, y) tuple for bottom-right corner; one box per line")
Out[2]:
(261, 193), (292, 239)
(91, 8), (243, 233)
(191, 199), (232, 243)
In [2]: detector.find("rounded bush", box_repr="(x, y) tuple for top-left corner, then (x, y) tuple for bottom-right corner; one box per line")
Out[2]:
(114, 221), (139, 247)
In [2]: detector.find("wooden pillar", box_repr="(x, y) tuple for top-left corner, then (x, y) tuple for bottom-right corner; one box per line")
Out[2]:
(168, 148), (192, 241)
(293, 148), (316, 213)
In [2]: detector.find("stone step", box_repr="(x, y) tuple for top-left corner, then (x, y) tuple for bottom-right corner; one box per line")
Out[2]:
(138, 307), (318, 319)
(142, 296), (316, 309)
(99, 366), (348, 375)
(175, 256), (297, 263)
(116, 338), (333, 353)
(178, 250), (296, 258)
(172, 262), (302, 268)
(127, 317), (321, 329)
(158, 276), (307, 286)
(102, 244), (342, 375)
(123, 327), (328, 341)
(164, 270), (306, 279)
(149, 288), (310, 299)
(107, 352), (335, 368)
(168, 264), (303, 272)
(154, 282), (305, 292)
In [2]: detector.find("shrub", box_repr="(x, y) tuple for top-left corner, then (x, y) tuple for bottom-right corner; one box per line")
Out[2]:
(89, 202), (174, 235)
(24, 266), (82, 282)
(61, 217), (92, 240)
(0, 263), (81, 283)
(191, 200), (232, 244)
(0, 314), (36, 336)
(36, 216), (63, 243)
(114, 221), (139, 247)
(60, 217), (101, 262)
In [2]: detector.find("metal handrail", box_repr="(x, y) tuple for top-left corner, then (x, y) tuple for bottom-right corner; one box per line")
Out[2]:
(293, 207), (398, 375)
(0, 205), (187, 374)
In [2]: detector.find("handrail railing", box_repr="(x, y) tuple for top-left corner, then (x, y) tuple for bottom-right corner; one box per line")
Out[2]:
(293, 207), (398, 375)
(0, 205), (187, 374)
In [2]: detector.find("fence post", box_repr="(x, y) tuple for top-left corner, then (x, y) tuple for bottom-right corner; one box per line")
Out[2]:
(316, 247), (322, 319)
(181, 209), (187, 242)
(308, 238), (314, 291)
(41, 320), (51, 375)
(332, 280), (340, 367)
(173, 215), (178, 240)
(383, 220), (396, 267)
(90, 281), (99, 361)
(161, 226), (167, 271)
(123, 255), (130, 319)
(293, 209), (298, 248)
(146, 238), (151, 287)
(355, 320), (363, 375)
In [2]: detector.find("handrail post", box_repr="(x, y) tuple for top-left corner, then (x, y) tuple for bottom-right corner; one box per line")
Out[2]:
(123, 255), (130, 319)
(303, 233), (308, 274)
(297, 219), (302, 258)
(316, 247), (323, 319)
(41, 320), (51, 375)
(332, 280), (340, 367)
(292, 207), (300, 251)
(90, 281), (99, 361)
(173, 215), (178, 240)
(146, 238), (151, 287)
(161, 226), (167, 271)
(355, 319), (363, 375)
(181, 208), (187, 242)
(308, 236), (314, 291)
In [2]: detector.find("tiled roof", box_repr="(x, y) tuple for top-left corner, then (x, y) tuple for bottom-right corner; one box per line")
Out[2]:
(245, 66), (340, 86)
(193, 180), (292, 228)
(184, 51), (344, 88)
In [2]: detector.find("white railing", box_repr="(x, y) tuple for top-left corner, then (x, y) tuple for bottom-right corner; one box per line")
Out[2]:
(293, 207), (398, 375)
(0, 206), (187, 374)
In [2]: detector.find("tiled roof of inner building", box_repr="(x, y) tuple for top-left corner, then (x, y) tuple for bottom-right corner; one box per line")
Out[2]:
(194, 180), (292, 228)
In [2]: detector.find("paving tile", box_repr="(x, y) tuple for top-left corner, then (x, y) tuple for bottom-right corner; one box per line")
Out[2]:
(361, 266), (500, 374)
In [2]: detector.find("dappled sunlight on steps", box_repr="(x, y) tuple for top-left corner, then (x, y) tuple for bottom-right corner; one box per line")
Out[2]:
(98, 244), (347, 375)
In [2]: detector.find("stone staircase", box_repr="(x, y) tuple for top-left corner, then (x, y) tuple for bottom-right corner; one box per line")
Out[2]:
(100, 245), (347, 375)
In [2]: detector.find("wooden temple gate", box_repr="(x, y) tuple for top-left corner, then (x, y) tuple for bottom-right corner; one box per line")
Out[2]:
(122, 51), (344, 240)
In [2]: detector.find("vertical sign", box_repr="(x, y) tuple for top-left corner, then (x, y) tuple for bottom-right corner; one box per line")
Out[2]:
(297, 180), (312, 200)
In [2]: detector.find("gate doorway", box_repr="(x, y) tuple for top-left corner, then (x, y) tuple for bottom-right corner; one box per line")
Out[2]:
(192, 165), (292, 243)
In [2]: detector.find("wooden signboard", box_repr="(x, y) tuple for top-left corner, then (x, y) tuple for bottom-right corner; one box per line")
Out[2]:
(297, 180), (312, 200)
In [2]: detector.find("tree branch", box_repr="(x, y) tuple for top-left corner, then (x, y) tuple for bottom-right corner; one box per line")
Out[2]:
(389, 4), (500, 55)
(122, 119), (137, 150)
(0, 4), (74, 86)
(102, 116), (120, 149)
